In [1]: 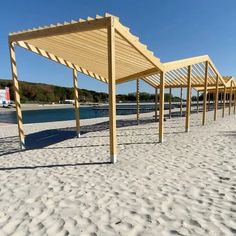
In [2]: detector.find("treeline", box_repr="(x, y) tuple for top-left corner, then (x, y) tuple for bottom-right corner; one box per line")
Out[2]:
(0, 79), (182, 103)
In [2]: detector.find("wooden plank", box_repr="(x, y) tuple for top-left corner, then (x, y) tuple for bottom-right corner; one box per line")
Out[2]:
(108, 19), (117, 163)
(73, 69), (80, 137)
(136, 79), (140, 124)
(185, 65), (192, 132)
(9, 42), (25, 149)
(202, 61), (208, 125)
(117, 68), (158, 84)
(214, 75), (219, 121)
(159, 71), (165, 142)
(169, 88), (172, 118)
(163, 55), (209, 72)
(9, 17), (110, 42)
(155, 87), (158, 122)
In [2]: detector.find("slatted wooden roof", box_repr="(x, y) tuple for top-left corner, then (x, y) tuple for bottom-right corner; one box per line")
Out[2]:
(9, 13), (163, 84)
(195, 76), (236, 92)
(141, 55), (229, 89)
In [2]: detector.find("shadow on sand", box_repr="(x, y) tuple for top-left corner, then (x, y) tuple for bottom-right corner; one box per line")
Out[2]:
(0, 117), (165, 157)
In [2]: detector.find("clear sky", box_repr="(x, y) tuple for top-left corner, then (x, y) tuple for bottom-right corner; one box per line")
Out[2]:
(0, 0), (236, 96)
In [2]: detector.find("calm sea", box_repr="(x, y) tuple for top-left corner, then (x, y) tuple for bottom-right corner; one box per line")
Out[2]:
(0, 104), (174, 124)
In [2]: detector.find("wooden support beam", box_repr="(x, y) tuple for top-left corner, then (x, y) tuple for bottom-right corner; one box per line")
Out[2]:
(234, 88), (236, 114)
(108, 20), (117, 163)
(202, 61), (208, 126)
(136, 79), (140, 124)
(155, 87), (158, 122)
(207, 93), (210, 111)
(214, 75), (219, 121)
(73, 69), (80, 137)
(159, 72), (165, 143)
(185, 65), (191, 132)
(229, 81), (233, 115)
(222, 86), (226, 118)
(180, 87), (183, 116)
(9, 42), (25, 149)
(197, 91), (199, 113)
(169, 88), (172, 119)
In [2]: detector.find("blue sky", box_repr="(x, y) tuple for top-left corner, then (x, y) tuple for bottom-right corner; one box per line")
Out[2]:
(0, 0), (236, 96)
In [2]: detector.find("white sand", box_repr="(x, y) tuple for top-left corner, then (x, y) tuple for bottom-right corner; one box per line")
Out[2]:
(0, 108), (236, 236)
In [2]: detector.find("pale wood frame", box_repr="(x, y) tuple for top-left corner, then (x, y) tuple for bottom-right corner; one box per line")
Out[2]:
(185, 65), (192, 132)
(73, 69), (80, 137)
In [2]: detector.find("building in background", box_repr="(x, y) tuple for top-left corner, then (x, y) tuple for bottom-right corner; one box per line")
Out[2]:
(0, 87), (11, 107)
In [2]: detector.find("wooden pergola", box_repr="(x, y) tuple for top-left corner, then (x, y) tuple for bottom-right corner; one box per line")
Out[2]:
(8, 14), (236, 163)
(131, 56), (236, 133)
(8, 14), (164, 163)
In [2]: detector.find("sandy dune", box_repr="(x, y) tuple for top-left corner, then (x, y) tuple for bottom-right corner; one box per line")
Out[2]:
(0, 108), (236, 236)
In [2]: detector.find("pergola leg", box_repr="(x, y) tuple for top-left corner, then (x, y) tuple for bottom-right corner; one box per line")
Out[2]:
(136, 79), (140, 125)
(155, 87), (158, 122)
(229, 81), (233, 115)
(207, 93), (210, 111)
(180, 87), (183, 116)
(185, 65), (191, 132)
(196, 91), (199, 113)
(234, 89), (236, 114)
(108, 21), (117, 163)
(222, 86), (226, 118)
(169, 88), (172, 119)
(214, 75), (219, 121)
(159, 72), (165, 143)
(202, 61), (208, 126)
(9, 42), (25, 149)
(73, 69), (80, 137)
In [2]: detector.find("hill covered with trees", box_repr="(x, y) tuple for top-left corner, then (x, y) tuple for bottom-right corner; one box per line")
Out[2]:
(0, 79), (182, 103)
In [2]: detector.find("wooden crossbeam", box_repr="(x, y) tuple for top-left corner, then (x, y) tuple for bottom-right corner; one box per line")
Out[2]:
(9, 17), (110, 42)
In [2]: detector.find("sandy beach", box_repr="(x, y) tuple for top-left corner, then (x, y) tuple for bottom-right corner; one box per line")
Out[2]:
(0, 108), (235, 236)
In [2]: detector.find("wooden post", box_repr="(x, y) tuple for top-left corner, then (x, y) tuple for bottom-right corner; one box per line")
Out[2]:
(214, 74), (219, 121)
(155, 87), (158, 122)
(9, 42), (25, 149)
(159, 72), (165, 143)
(197, 91), (199, 113)
(185, 65), (191, 132)
(169, 88), (172, 119)
(73, 69), (80, 137)
(222, 86), (226, 118)
(234, 88), (236, 114)
(108, 20), (117, 163)
(180, 87), (183, 116)
(136, 79), (140, 124)
(229, 81), (233, 115)
(207, 93), (210, 111)
(202, 61), (208, 126)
